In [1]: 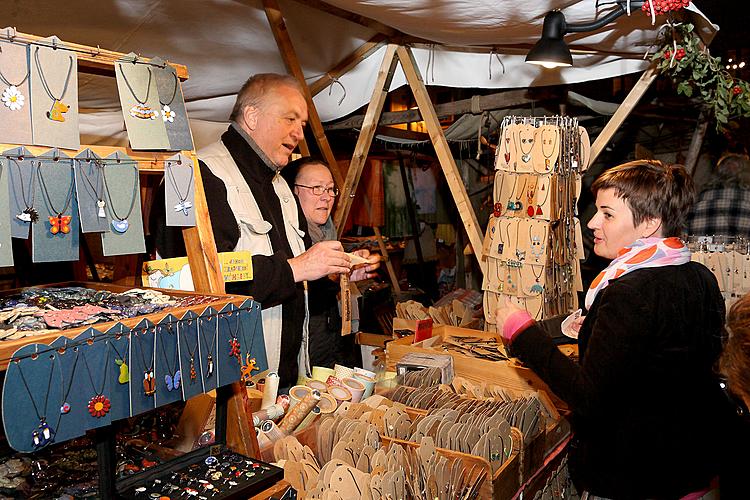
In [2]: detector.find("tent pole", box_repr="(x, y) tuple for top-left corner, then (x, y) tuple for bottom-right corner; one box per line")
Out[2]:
(395, 46), (484, 266)
(333, 44), (399, 234)
(310, 34), (388, 97)
(262, 0), (344, 186)
(589, 63), (659, 166)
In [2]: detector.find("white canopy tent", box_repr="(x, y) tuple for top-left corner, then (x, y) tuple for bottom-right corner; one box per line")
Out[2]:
(2, 0), (716, 148)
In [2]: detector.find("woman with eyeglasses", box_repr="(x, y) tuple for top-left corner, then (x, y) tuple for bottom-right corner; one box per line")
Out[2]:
(282, 157), (380, 369)
(496, 160), (734, 498)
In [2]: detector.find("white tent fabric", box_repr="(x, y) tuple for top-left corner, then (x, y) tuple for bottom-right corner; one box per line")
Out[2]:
(2, 1), (715, 148)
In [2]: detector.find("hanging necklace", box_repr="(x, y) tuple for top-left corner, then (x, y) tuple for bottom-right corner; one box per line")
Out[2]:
(529, 223), (546, 263)
(239, 307), (259, 382)
(512, 176), (527, 212)
(118, 64), (158, 120)
(101, 163), (139, 233)
(57, 346), (80, 414)
(541, 128), (558, 171)
(493, 218), (505, 256)
(14, 356), (56, 448)
(159, 70), (178, 123)
(529, 264), (545, 295)
(514, 221), (526, 262)
(518, 129), (537, 164)
(135, 327), (156, 397)
(199, 316), (218, 378)
(0, 55), (30, 111)
(109, 328), (130, 384)
(165, 160), (193, 215)
(222, 314), (242, 364)
(34, 47), (74, 122)
(493, 172), (505, 218)
(81, 345), (112, 418)
(501, 128), (512, 167)
(158, 323), (181, 391)
(37, 160), (74, 235)
(505, 175), (518, 211)
(10, 158), (39, 223)
(525, 176), (538, 217)
(182, 320), (199, 382)
(76, 159), (107, 218)
(534, 176), (550, 217)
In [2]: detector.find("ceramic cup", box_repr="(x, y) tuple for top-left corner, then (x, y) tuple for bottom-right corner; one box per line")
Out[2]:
(353, 373), (376, 399)
(328, 385), (352, 405)
(318, 392), (338, 414)
(342, 377), (365, 403)
(311, 366), (335, 382)
(305, 379), (328, 393)
(334, 363), (355, 380)
(288, 385), (312, 410)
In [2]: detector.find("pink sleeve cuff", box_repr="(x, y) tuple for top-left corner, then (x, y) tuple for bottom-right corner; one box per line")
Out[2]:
(502, 310), (535, 344)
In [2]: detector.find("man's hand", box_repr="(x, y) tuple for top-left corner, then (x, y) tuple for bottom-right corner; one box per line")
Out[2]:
(350, 249), (382, 282)
(288, 240), (351, 282)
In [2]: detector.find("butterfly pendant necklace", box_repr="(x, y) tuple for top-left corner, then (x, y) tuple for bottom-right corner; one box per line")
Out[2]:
(158, 322), (181, 392)
(37, 159), (74, 236)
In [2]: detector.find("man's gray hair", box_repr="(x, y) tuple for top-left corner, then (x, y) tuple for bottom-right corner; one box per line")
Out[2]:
(229, 73), (302, 121)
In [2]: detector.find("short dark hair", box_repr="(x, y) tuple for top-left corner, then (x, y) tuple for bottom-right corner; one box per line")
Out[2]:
(721, 294), (750, 405)
(280, 156), (330, 186)
(591, 160), (695, 237)
(229, 73), (302, 121)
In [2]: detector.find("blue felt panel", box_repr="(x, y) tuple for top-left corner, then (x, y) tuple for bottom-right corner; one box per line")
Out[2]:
(197, 308), (219, 393)
(154, 315), (182, 406)
(105, 323), (132, 421)
(216, 304), (242, 387)
(129, 319), (157, 416)
(178, 310), (204, 400)
(2, 343), (63, 453)
(239, 299), (268, 375)
(49, 336), (88, 444)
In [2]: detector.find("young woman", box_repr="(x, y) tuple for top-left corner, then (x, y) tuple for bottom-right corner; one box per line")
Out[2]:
(496, 160), (730, 498)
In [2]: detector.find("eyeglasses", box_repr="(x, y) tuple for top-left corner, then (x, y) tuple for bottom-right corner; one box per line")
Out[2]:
(295, 184), (340, 197)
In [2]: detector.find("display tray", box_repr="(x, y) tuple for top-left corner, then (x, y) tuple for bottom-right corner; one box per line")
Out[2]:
(116, 445), (283, 499)
(0, 281), (250, 370)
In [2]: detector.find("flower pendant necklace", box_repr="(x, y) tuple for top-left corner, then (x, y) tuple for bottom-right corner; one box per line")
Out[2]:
(0, 55), (29, 111)
(159, 70), (178, 124)
(14, 356), (56, 448)
(81, 345), (112, 418)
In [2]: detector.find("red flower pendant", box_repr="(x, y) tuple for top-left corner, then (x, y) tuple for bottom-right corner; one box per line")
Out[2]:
(88, 395), (111, 418)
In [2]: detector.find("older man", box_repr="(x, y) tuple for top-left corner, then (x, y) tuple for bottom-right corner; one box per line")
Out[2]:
(155, 74), (351, 388)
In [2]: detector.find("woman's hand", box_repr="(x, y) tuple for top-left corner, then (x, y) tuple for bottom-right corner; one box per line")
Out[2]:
(496, 296), (533, 343)
(350, 249), (381, 282)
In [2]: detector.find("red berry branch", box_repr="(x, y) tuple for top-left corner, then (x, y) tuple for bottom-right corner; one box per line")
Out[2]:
(642, 0), (690, 16)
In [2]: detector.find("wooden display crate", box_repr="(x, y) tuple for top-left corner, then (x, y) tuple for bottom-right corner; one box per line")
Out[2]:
(0, 281), (251, 371)
(386, 324), (570, 410)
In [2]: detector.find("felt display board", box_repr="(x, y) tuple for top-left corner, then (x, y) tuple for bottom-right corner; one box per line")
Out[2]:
(31, 150), (80, 263)
(1, 305), (260, 452)
(154, 315), (182, 407)
(115, 54), (169, 150)
(164, 153), (196, 227)
(29, 38), (79, 150)
(5, 147), (36, 240)
(100, 152), (146, 256)
(0, 39), (33, 145)
(197, 308), (219, 394)
(129, 319), (157, 416)
(151, 58), (193, 152)
(0, 158), (13, 267)
(178, 310), (205, 400)
(74, 149), (109, 233)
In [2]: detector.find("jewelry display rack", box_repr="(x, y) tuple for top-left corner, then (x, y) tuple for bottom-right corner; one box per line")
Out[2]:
(0, 30), (266, 498)
(483, 116), (589, 328)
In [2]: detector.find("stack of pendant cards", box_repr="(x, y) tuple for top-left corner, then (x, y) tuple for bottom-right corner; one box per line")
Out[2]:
(115, 53), (193, 151)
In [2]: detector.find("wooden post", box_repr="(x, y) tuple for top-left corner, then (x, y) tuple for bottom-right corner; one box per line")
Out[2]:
(395, 46), (484, 264)
(589, 63), (659, 166)
(333, 44), (399, 234)
(309, 34), (388, 97)
(684, 110), (709, 176)
(262, 0), (344, 187)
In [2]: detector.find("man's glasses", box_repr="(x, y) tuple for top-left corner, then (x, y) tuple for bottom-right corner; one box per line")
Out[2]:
(295, 184), (340, 197)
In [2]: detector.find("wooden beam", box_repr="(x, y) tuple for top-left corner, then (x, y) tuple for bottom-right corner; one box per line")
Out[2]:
(0, 29), (188, 80)
(375, 126), (430, 142)
(684, 110), (708, 176)
(395, 46), (484, 265)
(262, 0), (344, 187)
(288, 0), (402, 39)
(309, 34), (388, 97)
(333, 44), (399, 234)
(326, 89), (542, 130)
(589, 63), (659, 166)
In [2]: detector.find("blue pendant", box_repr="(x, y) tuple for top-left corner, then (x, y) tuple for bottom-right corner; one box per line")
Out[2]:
(111, 219), (129, 233)
(530, 284), (544, 295)
(166, 370), (182, 391)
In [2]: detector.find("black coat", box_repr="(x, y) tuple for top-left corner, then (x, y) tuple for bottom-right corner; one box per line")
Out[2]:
(510, 262), (733, 498)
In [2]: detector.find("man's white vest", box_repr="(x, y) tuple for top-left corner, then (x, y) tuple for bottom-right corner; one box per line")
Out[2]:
(198, 140), (310, 379)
